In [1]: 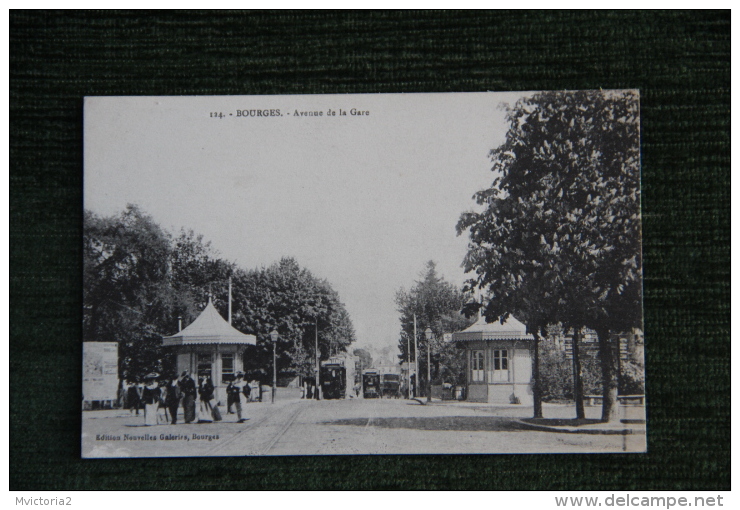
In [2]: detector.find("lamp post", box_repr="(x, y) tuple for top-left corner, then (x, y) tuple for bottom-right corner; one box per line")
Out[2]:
(424, 328), (433, 403)
(270, 329), (278, 404)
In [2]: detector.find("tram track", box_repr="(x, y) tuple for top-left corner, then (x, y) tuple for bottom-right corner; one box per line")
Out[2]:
(259, 404), (304, 455)
(205, 406), (276, 456)
(206, 401), (306, 456)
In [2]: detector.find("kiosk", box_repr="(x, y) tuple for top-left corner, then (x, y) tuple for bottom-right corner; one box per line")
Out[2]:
(162, 298), (256, 405)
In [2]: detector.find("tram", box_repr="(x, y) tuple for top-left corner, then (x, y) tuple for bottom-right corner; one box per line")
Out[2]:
(320, 360), (347, 399)
(380, 373), (402, 398)
(362, 369), (381, 399)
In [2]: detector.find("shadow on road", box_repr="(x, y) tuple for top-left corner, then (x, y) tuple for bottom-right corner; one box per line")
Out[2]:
(323, 416), (532, 432)
(522, 418), (602, 427)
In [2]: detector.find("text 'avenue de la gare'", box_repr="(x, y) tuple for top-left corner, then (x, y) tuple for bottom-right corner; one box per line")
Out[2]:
(209, 108), (370, 118)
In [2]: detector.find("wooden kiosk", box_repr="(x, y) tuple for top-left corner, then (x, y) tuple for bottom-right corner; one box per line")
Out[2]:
(162, 298), (256, 405)
(451, 315), (535, 405)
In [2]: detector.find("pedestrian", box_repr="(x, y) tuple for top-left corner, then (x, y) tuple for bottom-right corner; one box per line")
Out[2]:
(198, 375), (214, 423)
(141, 373), (161, 426)
(245, 380), (253, 402)
(226, 378), (237, 414)
(306, 377), (313, 400)
(227, 372), (247, 423)
(157, 379), (169, 424)
(165, 376), (181, 424)
(208, 376), (223, 422)
(178, 371), (197, 424)
(127, 378), (142, 415)
(117, 379), (126, 408)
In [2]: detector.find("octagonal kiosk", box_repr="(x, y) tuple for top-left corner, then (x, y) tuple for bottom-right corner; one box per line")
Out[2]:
(162, 298), (256, 405)
(451, 315), (535, 405)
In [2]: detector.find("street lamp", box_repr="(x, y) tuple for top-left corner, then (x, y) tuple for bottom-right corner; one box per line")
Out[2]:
(424, 328), (433, 403)
(270, 329), (279, 404)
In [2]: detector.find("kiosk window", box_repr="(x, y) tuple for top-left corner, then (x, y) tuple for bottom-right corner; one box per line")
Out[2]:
(221, 354), (234, 383)
(471, 350), (485, 382)
(488, 349), (509, 382)
(197, 353), (212, 379)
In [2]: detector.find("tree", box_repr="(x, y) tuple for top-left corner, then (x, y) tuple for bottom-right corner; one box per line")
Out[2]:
(457, 90), (642, 422)
(353, 348), (373, 371)
(170, 229), (235, 317)
(395, 261), (472, 396)
(83, 205), (175, 379)
(352, 347), (373, 388)
(84, 205), (357, 387)
(231, 257), (356, 381)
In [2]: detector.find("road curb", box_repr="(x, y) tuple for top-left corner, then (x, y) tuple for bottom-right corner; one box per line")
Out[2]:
(516, 419), (646, 435)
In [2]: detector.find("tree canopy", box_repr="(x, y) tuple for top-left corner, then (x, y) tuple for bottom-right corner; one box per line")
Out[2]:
(457, 90), (642, 419)
(458, 90), (641, 331)
(84, 205), (175, 378)
(231, 257), (356, 379)
(396, 261), (472, 387)
(83, 205), (355, 381)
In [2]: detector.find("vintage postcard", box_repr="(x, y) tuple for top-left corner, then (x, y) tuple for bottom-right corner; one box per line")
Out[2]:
(82, 91), (645, 457)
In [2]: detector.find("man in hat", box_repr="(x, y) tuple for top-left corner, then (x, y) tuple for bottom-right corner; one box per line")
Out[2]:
(227, 372), (247, 423)
(178, 371), (197, 424)
(165, 375), (182, 424)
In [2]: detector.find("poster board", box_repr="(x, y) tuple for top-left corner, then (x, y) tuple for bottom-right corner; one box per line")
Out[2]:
(82, 342), (119, 402)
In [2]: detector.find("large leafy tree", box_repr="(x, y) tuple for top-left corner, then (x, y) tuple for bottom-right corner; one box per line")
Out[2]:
(458, 90), (642, 422)
(83, 205), (175, 379)
(169, 229), (236, 323)
(396, 261), (472, 394)
(84, 207), (356, 385)
(231, 257), (356, 380)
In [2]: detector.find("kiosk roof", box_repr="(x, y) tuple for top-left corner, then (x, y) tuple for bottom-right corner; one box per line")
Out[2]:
(162, 299), (257, 346)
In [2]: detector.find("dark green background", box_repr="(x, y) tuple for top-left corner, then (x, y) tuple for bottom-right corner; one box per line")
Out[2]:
(10, 10), (730, 490)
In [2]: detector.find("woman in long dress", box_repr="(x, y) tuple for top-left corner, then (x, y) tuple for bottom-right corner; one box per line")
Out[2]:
(198, 376), (214, 423)
(141, 375), (161, 426)
(157, 380), (169, 424)
(178, 371), (197, 424)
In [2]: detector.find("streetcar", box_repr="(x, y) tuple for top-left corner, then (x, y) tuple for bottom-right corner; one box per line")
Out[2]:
(380, 373), (401, 398)
(362, 370), (381, 399)
(320, 361), (346, 400)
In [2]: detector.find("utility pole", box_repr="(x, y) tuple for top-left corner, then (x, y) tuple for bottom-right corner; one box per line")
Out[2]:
(315, 316), (321, 400)
(406, 334), (411, 399)
(228, 276), (232, 324)
(425, 328), (433, 403)
(413, 314), (418, 398)
(270, 330), (278, 404)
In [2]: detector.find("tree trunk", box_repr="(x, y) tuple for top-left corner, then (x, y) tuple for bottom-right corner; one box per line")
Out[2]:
(598, 328), (619, 423)
(532, 331), (543, 419)
(571, 327), (585, 420)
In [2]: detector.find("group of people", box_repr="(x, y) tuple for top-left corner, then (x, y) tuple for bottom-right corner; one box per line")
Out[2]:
(120, 371), (253, 426)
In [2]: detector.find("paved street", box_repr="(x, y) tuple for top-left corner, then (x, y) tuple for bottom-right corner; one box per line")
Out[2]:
(82, 390), (646, 457)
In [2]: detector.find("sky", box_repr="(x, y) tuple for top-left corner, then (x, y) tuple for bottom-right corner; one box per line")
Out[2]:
(84, 92), (527, 352)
